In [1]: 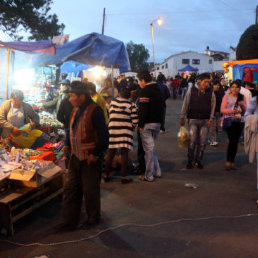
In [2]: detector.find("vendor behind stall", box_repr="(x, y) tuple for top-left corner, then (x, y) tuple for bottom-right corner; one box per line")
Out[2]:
(0, 90), (40, 138)
(41, 79), (70, 114)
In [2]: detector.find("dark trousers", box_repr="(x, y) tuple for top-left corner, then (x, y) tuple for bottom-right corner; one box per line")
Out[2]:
(105, 148), (129, 177)
(225, 122), (244, 163)
(62, 155), (102, 226)
(160, 106), (166, 131)
(172, 88), (178, 99)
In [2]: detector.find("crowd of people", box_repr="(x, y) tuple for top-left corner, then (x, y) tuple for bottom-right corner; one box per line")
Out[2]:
(1, 69), (258, 231)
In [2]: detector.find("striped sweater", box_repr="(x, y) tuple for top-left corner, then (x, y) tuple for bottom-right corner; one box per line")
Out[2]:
(108, 97), (138, 150)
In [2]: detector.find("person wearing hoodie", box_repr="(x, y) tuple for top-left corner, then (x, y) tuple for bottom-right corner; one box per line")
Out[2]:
(137, 70), (164, 182)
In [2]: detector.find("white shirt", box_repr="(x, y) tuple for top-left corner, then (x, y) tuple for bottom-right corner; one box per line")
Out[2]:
(240, 87), (252, 105)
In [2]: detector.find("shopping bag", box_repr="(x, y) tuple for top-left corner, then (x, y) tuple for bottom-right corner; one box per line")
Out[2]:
(177, 126), (189, 148)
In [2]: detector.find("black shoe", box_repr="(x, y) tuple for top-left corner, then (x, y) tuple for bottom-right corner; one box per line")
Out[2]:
(186, 161), (194, 169)
(121, 177), (133, 184)
(195, 161), (204, 169)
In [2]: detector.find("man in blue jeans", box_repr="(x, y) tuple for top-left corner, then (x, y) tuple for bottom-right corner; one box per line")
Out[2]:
(180, 73), (215, 169)
(138, 70), (164, 182)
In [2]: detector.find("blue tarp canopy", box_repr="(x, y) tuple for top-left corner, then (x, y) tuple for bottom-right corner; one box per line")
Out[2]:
(178, 65), (198, 72)
(60, 61), (90, 73)
(31, 33), (130, 72)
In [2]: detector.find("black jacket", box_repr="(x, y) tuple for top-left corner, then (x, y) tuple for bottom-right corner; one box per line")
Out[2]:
(138, 82), (164, 128)
(57, 95), (74, 129)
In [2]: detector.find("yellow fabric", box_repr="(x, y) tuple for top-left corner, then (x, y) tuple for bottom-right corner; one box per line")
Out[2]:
(10, 128), (43, 148)
(92, 93), (109, 124)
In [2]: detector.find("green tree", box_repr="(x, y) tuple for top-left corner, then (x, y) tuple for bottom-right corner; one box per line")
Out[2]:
(236, 24), (258, 60)
(126, 41), (150, 73)
(0, 0), (65, 41)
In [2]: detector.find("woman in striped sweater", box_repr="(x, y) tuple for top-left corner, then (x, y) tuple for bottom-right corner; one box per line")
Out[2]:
(104, 87), (138, 183)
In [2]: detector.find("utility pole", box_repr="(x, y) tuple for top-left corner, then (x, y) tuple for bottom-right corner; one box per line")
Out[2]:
(256, 5), (258, 24)
(102, 8), (106, 35)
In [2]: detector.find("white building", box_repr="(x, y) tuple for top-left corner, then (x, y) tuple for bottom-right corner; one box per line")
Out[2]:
(155, 51), (214, 78)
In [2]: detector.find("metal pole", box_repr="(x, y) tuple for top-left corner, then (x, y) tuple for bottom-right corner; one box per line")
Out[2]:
(6, 48), (10, 100)
(111, 65), (114, 99)
(102, 8), (106, 35)
(151, 23), (156, 79)
(256, 6), (258, 24)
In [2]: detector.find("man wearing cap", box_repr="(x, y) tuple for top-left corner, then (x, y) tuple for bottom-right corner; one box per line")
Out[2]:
(41, 79), (70, 114)
(61, 81), (109, 230)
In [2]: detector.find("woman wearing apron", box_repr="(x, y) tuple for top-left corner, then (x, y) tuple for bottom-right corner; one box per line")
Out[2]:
(0, 90), (40, 138)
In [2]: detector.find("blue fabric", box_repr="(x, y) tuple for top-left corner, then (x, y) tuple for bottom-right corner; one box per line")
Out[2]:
(0, 40), (55, 53)
(178, 65), (198, 72)
(31, 33), (131, 72)
(60, 61), (90, 73)
(233, 66), (244, 81)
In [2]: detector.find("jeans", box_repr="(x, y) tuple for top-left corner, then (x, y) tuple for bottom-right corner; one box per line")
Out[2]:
(210, 112), (221, 142)
(140, 123), (161, 181)
(225, 122), (244, 163)
(181, 88), (187, 100)
(188, 119), (209, 162)
(137, 128), (145, 173)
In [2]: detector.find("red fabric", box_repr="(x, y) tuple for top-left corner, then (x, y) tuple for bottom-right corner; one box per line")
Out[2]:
(171, 78), (180, 88)
(29, 151), (56, 161)
(243, 68), (253, 83)
(36, 142), (55, 151)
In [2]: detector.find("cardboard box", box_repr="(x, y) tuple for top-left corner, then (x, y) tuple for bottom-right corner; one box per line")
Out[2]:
(9, 163), (62, 188)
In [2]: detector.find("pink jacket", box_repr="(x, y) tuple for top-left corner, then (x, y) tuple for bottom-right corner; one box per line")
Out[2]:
(220, 94), (247, 125)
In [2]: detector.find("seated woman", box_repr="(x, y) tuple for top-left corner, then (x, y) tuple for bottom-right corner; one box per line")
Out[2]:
(0, 90), (40, 138)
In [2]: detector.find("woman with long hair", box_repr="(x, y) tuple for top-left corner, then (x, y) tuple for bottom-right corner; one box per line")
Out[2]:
(221, 80), (247, 170)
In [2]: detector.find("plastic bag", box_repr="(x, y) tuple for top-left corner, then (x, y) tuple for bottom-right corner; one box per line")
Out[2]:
(177, 126), (189, 148)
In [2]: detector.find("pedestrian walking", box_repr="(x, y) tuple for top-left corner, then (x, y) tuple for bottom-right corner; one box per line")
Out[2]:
(244, 96), (258, 201)
(138, 70), (164, 181)
(104, 87), (138, 184)
(209, 80), (224, 146)
(61, 81), (109, 230)
(221, 80), (247, 170)
(180, 73), (216, 169)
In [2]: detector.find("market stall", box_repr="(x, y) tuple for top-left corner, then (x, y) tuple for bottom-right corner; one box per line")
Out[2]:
(223, 59), (258, 83)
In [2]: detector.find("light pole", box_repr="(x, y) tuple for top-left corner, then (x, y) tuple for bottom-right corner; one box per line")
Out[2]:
(150, 17), (163, 79)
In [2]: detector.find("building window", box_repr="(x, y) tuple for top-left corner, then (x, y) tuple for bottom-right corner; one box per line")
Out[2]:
(162, 65), (164, 69)
(209, 59), (213, 64)
(182, 59), (189, 64)
(157, 66), (159, 70)
(192, 59), (200, 65)
(165, 63), (168, 68)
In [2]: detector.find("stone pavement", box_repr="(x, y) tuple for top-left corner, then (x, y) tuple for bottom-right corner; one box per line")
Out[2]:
(1, 98), (258, 258)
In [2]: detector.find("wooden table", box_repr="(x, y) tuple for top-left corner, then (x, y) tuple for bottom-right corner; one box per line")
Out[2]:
(0, 174), (63, 236)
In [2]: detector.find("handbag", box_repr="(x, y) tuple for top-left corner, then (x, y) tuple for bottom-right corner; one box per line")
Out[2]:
(222, 117), (233, 130)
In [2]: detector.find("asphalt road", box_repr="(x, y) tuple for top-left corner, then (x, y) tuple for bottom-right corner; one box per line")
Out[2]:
(1, 97), (258, 258)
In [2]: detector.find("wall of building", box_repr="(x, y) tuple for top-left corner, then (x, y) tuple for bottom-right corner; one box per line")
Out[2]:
(156, 51), (214, 78)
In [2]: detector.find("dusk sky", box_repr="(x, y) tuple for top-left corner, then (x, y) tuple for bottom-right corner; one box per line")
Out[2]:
(52, 0), (257, 63)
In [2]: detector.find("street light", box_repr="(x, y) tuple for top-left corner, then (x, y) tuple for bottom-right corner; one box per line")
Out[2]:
(150, 17), (163, 79)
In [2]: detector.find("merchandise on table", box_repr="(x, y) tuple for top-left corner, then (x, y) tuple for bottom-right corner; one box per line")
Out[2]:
(39, 111), (64, 128)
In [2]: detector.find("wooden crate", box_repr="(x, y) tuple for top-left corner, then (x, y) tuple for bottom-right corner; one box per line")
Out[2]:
(0, 174), (63, 236)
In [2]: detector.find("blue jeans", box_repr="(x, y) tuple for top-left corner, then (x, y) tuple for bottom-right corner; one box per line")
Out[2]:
(188, 119), (209, 162)
(140, 123), (161, 181)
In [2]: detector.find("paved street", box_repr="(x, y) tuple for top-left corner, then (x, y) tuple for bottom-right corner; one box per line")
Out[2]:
(1, 97), (258, 258)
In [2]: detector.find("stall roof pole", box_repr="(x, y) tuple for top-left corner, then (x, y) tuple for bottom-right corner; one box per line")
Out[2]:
(6, 48), (10, 100)
(111, 65), (114, 99)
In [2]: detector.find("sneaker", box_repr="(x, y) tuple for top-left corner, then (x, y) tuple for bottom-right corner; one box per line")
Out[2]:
(186, 160), (194, 169)
(210, 141), (218, 146)
(195, 161), (204, 169)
